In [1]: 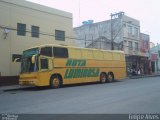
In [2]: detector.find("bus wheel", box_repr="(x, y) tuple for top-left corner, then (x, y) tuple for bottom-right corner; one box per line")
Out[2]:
(50, 75), (62, 89)
(100, 73), (107, 83)
(107, 72), (114, 83)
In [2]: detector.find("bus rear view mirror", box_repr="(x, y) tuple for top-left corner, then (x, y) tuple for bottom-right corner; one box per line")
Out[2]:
(31, 55), (36, 64)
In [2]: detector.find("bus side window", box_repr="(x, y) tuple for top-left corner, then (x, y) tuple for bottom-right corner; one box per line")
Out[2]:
(40, 58), (48, 70)
(40, 47), (52, 57)
(53, 47), (68, 58)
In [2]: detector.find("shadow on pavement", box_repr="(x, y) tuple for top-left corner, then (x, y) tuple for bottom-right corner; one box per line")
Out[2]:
(3, 86), (49, 92)
(2, 80), (121, 93)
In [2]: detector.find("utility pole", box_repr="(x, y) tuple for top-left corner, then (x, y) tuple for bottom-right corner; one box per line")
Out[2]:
(110, 13), (114, 50)
(110, 12), (124, 50)
(92, 35), (93, 48)
(85, 34), (87, 48)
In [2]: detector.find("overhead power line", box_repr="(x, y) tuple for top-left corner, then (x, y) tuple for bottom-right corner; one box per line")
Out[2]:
(0, 25), (143, 51)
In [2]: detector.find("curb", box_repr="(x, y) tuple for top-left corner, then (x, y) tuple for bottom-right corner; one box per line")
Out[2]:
(129, 74), (160, 79)
(0, 85), (26, 92)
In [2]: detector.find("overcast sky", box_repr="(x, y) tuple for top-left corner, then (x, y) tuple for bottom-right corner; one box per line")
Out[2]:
(27, 0), (160, 43)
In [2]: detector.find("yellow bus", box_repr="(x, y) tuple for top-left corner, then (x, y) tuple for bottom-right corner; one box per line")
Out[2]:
(19, 44), (126, 88)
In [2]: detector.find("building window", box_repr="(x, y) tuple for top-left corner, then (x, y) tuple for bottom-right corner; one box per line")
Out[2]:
(55, 30), (65, 41)
(128, 25), (132, 34)
(128, 41), (133, 49)
(17, 23), (26, 36)
(133, 27), (138, 37)
(32, 26), (39, 38)
(135, 42), (138, 51)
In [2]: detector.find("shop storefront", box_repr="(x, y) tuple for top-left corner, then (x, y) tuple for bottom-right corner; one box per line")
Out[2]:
(126, 55), (150, 76)
(150, 53), (158, 73)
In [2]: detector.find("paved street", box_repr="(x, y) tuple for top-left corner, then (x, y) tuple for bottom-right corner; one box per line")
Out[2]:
(0, 77), (160, 114)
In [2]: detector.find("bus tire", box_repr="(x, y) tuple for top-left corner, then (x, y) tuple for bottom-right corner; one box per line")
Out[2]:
(50, 75), (62, 89)
(107, 72), (114, 83)
(100, 72), (107, 83)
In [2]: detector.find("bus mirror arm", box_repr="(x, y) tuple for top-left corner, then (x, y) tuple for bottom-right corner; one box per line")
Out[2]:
(14, 58), (20, 63)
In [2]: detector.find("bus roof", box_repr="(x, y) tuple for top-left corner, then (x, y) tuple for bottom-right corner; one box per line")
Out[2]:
(24, 44), (124, 54)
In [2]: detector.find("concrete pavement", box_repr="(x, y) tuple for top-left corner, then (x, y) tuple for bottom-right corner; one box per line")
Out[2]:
(0, 73), (160, 92)
(0, 85), (25, 91)
(0, 76), (160, 113)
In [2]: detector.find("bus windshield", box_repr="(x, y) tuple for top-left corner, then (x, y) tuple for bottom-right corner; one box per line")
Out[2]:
(21, 48), (39, 73)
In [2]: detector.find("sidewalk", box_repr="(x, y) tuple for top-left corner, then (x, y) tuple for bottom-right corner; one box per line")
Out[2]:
(129, 72), (160, 79)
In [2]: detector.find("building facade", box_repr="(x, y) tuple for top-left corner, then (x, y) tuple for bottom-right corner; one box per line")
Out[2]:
(150, 44), (160, 73)
(0, 0), (75, 76)
(150, 42), (155, 48)
(74, 12), (150, 75)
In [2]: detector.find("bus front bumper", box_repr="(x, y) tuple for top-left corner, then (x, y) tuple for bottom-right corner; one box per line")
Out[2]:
(19, 79), (37, 86)
(19, 73), (37, 86)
